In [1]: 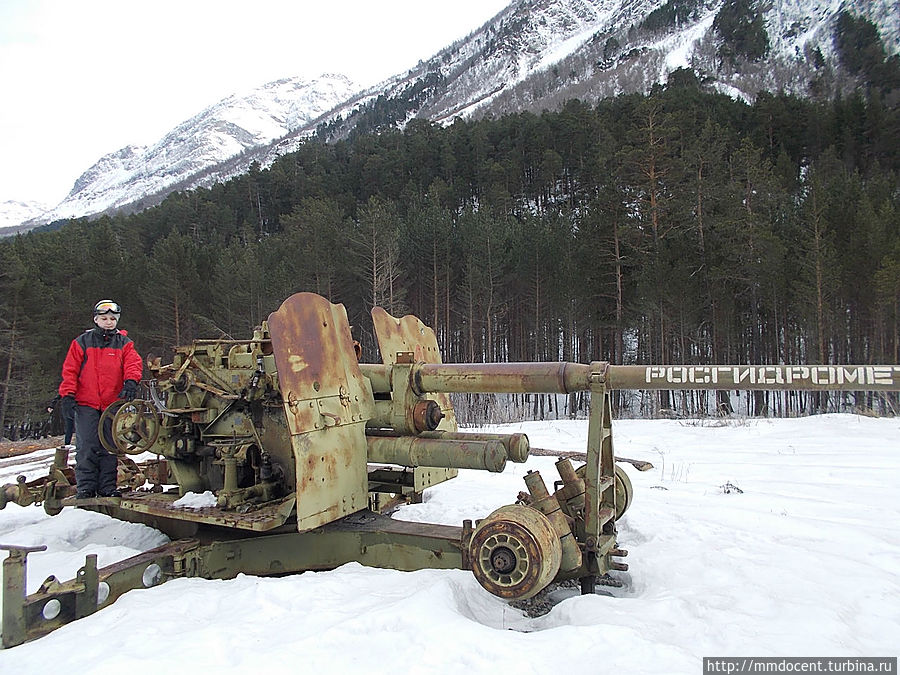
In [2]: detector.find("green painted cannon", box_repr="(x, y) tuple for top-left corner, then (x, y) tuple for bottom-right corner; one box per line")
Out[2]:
(2, 292), (898, 647)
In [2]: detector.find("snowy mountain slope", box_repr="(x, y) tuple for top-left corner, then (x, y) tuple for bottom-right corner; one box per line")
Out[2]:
(0, 200), (48, 233)
(8, 0), (897, 233)
(420, 0), (666, 120)
(250, 0), (900, 175)
(27, 74), (358, 227)
(363, 0), (899, 122)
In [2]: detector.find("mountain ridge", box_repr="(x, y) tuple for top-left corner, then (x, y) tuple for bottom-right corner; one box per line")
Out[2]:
(4, 0), (896, 233)
(2, 74), (358, 230)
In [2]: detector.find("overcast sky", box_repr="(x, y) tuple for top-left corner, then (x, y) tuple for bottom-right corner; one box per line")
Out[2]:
(0, 0), (511, 206)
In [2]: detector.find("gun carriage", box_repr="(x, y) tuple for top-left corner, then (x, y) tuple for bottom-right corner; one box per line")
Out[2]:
(2, 292), (898, 647)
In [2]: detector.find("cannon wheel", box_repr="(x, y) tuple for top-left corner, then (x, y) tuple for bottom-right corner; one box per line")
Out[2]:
(613, 463), (633, 519)
(576, 462), (633, 520)
(469, 505), (562, 600)
(99, 400), (160, 455)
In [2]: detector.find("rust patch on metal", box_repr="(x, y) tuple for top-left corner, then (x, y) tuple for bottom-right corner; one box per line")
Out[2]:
(268, 293), (374, 435)
(266, 294), (373, 532)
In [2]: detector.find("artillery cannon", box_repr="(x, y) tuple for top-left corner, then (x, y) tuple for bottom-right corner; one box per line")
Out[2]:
(2, 292), (898, 647)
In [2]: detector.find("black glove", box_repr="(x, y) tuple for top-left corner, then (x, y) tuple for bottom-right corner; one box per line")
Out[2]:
(60, 394), (76, 417)
(119, 379), (139, 401)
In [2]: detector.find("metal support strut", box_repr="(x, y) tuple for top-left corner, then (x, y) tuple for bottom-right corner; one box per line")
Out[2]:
(2, 544), (48, 648)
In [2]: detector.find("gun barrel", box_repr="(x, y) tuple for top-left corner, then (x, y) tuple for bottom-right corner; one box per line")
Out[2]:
(608, 365), (900, 391)
(411, 362), (595, 394)
(361, 362), (900, 394)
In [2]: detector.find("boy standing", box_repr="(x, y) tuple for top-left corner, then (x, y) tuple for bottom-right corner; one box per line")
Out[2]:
(59, 300), (143, 498)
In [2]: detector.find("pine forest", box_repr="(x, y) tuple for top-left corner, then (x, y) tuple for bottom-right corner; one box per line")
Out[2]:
(1, 67), (898, 433)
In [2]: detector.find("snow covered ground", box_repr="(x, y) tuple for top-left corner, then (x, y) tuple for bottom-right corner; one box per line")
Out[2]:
(1, 414), (898, 672)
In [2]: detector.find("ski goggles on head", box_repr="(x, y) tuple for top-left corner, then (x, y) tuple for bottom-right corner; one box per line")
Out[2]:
(94, 300), (121, 316)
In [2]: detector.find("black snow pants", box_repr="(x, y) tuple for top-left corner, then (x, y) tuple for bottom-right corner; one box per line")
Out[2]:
(74, 405), (117, 495)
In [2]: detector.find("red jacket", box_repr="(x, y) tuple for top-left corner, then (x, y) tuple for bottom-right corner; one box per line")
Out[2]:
(59, 328), (143, 410)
